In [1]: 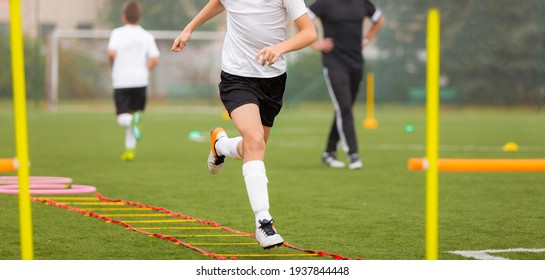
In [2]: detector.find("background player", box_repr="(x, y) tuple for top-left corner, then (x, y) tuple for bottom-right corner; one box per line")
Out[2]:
(108, 1), (160, 161)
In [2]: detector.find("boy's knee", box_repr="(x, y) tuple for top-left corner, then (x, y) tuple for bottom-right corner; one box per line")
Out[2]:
(243, 131), (265, 151)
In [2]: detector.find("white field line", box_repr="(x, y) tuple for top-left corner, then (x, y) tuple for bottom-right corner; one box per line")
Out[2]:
(273, 141), (545, 152)
(52, 105), (222, 114)
(449, 248), (545, 260)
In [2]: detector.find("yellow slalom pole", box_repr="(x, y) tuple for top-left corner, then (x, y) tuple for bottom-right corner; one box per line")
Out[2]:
(425, 8), (440, 260)
(10, 0), (34, 260)
(363, 72), (378, 129)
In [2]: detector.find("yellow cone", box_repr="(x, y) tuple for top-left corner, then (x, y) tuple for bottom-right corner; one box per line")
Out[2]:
(363, 118), (378, 129)
(502, 142), (519, 152)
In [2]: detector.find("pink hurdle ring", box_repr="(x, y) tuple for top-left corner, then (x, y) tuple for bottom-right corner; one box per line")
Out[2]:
(0, 176), (73, 185)
(0, 184), (96, 195)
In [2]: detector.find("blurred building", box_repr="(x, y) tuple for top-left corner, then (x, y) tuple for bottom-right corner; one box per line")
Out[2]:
(0, 0), (110, 38)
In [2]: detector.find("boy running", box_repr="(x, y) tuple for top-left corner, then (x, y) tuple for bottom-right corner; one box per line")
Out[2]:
(108, 1), (160, 161)
(172, 0), (316, 249)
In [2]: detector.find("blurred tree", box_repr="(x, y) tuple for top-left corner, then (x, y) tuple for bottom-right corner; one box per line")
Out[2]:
(58, 45), (108, 100)
(0, 33), (11, 99)
(103, 0), (219, 31)
(439, 0), (541, 106)
(0, 33), (45, 103)
(98, 0), (545, 106)
(373, 0), (542, 106)
(371, 0), (428, 103)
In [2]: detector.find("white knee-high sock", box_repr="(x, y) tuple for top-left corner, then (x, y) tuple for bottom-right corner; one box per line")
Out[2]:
(217, 136), (243, 160)
(243, 160), (272, 227)
(117, 113), (133, 128)
(125, 128), (136, 149)
(117, 114), (136, 149)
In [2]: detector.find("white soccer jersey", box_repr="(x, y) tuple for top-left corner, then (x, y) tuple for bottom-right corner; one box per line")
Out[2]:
(219, 0), (308, 78)
(108, 25), (160, 89)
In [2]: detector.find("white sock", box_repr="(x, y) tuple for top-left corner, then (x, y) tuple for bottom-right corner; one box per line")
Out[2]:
(117, 113), (133, 128)
(125, 127), (136, 149)
(217, 136), (242, 160)
(242, 160), (272, 227)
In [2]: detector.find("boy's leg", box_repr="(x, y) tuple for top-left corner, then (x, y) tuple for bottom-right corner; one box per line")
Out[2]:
(131, 111), (142, 141)
(128, 87), (147, 141)
(115, 88), (144, 160)
(117, 113), (137, 161)
(230, 104), (284, 249)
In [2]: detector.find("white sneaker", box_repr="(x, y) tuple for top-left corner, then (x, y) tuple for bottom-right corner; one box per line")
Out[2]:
(256, 219), (284, 250)
(207, 127), (227, 174)
(348, 153), (363, 170)
(322, 152), (346, 168)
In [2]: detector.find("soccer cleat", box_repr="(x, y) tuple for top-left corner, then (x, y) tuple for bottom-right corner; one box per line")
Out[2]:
(131, 112), (142, 141)
(348, 153), (363, 170)
(207, 127), (227, 174)
(120, 149), (135, 161)
(256, 219), (284, 250)
(322, 152), (346, 168)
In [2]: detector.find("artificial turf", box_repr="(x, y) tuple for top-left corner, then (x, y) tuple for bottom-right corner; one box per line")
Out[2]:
(1, 102), (544, 260)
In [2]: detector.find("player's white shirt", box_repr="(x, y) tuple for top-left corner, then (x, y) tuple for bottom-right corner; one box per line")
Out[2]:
(219, 0), (308, 78)
(108, 24), (160, 89)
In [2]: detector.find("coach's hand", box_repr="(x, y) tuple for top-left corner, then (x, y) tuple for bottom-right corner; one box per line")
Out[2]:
(311, 38), (334, 53)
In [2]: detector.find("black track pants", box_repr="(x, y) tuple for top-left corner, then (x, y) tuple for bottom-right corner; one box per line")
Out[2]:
(322, 66), (362, 155)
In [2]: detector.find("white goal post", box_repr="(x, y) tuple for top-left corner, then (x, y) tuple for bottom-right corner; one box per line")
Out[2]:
(45, 29), (225, 112)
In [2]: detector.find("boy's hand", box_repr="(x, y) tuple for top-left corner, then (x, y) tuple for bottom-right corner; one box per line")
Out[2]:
(256, 46), (282, 66)
(171, 31), (191, 52)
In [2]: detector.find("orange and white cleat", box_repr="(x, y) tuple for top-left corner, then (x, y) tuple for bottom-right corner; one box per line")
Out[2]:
(207, 127), (227, 174)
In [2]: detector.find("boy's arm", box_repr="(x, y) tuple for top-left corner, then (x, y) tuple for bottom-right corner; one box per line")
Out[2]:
(171, 0), (225, 52)
(108, 49), (115, 66)
(256, 13), (317, 66)
(148, 56), (159, 71)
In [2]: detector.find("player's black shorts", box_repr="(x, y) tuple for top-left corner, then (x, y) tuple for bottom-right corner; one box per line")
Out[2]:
(218, 71), (287, 127)
(114, 86), (147, 114)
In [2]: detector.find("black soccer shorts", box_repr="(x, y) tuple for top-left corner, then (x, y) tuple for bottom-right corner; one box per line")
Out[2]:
(218, 71), (287, 127)
(114, 86), (147, 114)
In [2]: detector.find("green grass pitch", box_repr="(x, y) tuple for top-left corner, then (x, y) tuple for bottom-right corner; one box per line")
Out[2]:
(1, 102), (544, 260)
